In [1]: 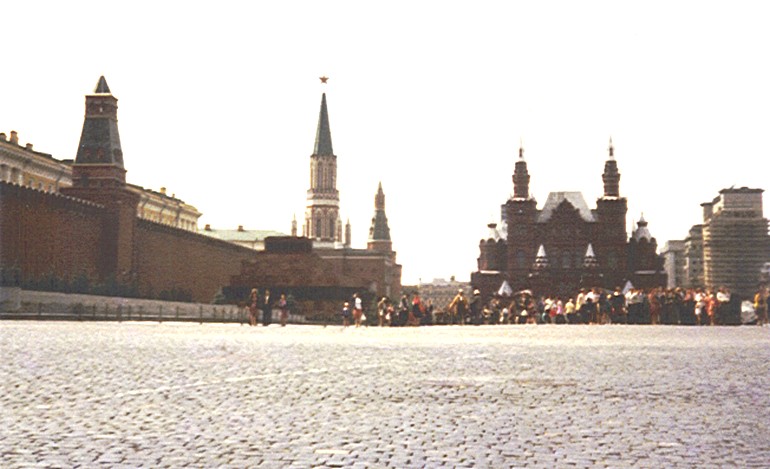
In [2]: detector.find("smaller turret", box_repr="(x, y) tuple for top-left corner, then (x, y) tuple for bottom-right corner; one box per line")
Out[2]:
(368, 182), (393, 252)
(602, 137), (620, 197)
(512, 142), (531, 199)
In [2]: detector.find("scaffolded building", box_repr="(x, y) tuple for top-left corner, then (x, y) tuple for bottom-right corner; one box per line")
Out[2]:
(701, 188), (770, 297)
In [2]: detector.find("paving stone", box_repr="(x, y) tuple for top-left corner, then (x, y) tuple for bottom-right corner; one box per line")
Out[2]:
(3, 322), (770, 467)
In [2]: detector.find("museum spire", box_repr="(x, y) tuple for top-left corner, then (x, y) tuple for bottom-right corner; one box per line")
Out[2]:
(512, 142), (530, 199)
(602, 139), (620, 197)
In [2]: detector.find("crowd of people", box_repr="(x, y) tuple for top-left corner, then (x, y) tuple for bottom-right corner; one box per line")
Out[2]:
(242, 284), (769, 328)
(246, 288), (290, 327)
(342, 285), (769, 327)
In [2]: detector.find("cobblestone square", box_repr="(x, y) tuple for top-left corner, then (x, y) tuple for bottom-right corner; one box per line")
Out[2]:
(2, 322), (769, 468)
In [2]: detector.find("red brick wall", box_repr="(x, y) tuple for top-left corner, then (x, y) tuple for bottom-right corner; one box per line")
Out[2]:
(0, 182), (104, 283)
(133, 220), (256, 303)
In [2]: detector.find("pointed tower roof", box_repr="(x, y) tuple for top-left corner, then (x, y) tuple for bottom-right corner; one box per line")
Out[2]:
(313, 93), (334, 156)
(533, 244), (549, 270)
(369, 182), (391, 242)
(632, 213), (653, 241)
(94, 76), (111, 94)
(583, 243), (599, 268)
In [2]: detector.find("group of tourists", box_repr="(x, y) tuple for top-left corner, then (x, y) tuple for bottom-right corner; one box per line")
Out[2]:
(340, 285), (769, 328)
(246, 288), (289, 327)
(452, 285), (770, 326)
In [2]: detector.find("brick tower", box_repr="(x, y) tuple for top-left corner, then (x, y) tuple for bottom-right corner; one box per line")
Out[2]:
(61, 77), (139, 282)
(505, 144), (538, 281)
(595, 138), (628, 287)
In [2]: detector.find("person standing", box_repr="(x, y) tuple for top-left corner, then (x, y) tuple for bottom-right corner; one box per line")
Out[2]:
(278, 293), (289, 327)
(469, 289), (483, 325)
(754, 287), (768, 326)
(610, 287), (626, 324)
(261, 288), (273, 326)
(352, 293), (363, 327)
(448, 289), (469, 325)
(716, 287), (731, 325)
(564, 298), (576, 324)
(248, 288), (259, 327)
(341, 302), (352, 328)
(377, 296), (389, 327)
(408, 294), (422, 326)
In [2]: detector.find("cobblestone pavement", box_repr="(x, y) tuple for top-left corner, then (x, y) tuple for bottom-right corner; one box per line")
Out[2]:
(2, 322), (770, 468)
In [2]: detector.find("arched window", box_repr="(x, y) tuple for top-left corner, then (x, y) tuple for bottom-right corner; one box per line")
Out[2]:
(330, 219), (336, 239)
(323, 166), (329, 190)
(315, 216), (322, 238)
(316, 163), (323, 190)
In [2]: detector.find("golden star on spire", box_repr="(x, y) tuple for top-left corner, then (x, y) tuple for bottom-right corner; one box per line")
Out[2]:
(319, 76), (329, 84)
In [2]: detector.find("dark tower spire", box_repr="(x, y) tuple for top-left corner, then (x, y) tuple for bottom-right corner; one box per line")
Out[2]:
(512, 142), (530, 199)
(314, 93), (334, 156)
(368, 182), (392, 252)
(602, 137), (620, 197)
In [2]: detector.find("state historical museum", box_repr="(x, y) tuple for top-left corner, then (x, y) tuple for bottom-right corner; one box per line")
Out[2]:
(471, 141), (666, 300)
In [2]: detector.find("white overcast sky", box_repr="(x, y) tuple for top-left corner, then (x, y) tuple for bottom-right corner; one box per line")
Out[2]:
(2, 1), (769, 285)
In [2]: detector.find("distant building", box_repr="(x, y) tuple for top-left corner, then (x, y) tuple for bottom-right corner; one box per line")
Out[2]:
(701, 187), (770, 297)
(0, 130), (71, 192)
(682, 224), (704, 288)
(201, 225), (287, 250)
(661, 240), (685, 289)
(414, 278), (471, 312)
(472, 140), (666, 300)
